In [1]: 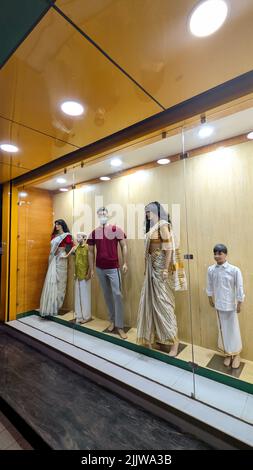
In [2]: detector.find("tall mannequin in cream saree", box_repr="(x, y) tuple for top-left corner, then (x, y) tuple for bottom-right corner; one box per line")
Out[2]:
(40, 220), (73, 317)
(136, 202), (187, 356)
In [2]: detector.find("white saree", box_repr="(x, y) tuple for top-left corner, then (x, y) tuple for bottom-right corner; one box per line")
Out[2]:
(136, 220), (187, 346)
(39, 233), (70, 317)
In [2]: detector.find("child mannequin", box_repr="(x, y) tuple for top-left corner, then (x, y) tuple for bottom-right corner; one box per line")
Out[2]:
(206, 244), (244, 369)
(66, 232), (91, 324)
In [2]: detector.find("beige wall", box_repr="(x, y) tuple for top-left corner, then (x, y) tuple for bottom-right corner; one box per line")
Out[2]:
(52, 140), (253, 360)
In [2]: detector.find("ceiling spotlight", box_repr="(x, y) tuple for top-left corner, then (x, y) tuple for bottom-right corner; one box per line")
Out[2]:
(189, 0), (228, 37)
(56, 177), (67, 184)
(110, 158), (122, 167)
(247, 131), (253, 140)
(59, 188), (68, 192)
(198, 125), (214, 138)
(157, 158), (171, 165)
(60, 101), (84, 116)
(19, 191), (28, 198)
(0, 143), (19, 153)
(100, 176), (111, 181)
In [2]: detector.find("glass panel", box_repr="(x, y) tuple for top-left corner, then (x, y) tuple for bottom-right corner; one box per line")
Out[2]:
(183, 100), (253, 423)
(70, 128), (195, 399)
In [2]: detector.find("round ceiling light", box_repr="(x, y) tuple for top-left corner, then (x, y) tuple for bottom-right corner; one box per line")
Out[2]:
(56, 177), (67, 184)
(110, 158), (122, 167)
(247, 131), (253, 140)
(0, 143), (19, 153)
(157, 158), (171, 165)
(198, 125), (214, 138)
(189, 0), (228, 37)
(60, 101), (84, 116)
(100, 176), (111, 181)
(59, 188), (68, 192)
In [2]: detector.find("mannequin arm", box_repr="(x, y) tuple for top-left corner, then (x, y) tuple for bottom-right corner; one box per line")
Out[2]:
(160, 224), (172, 280)
(88, 245), (95, 278)
(62, 245), (77, 258)
(119, 239), (128, 274)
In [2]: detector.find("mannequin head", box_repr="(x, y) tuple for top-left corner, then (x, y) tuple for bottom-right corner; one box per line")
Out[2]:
(76, 232), (87, 245)
(97, 207), (109, 226)
(213, 244), (227, 265)
(145, 201), (171, 233)
(52, 219), (70, 235)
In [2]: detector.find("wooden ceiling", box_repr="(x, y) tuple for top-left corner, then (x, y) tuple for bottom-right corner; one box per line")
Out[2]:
(1, 0), (253, 183)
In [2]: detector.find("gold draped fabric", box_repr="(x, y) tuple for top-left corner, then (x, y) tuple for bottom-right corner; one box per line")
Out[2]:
(136, 220), (187, 346)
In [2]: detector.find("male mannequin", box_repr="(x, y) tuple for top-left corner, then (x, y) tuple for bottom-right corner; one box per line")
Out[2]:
(88, 207), (128, 339)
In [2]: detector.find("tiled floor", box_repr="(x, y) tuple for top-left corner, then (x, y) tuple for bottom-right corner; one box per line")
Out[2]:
(0, 411), (32, 450)
(8, 318), (253, 446)
(52, 312), (253, 385)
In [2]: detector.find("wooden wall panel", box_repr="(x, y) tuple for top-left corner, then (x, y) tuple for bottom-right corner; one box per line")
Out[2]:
(17, 188), (53, 314)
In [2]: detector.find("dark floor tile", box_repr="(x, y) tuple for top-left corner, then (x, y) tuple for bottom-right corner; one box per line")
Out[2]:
(0, 332), (211, 450)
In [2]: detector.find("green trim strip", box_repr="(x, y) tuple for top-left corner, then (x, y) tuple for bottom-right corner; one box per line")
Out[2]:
(16, 310), (253, 395)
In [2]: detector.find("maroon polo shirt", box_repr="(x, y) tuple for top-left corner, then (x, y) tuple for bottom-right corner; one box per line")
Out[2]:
(87, 224), (126, 269)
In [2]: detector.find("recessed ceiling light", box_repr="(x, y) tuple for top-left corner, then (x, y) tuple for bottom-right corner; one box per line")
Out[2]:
(81, 185), (94, 192)
(100, 176), (111, 181)
(19, 191), (28, 198)
(189, 0), (228, 37)
(132, 170), (147, 180)
(247, 131), (253, 140)
(59, 188), (68, 192)
(157, 158), (171, 165)
(110, 158), (122, 167)
(213, 146), (231, 157)
(60, 101), (84, 116)
(56, 177), (67, 184)
(198, 125), (214, 138)
(0, 143), (19, 153)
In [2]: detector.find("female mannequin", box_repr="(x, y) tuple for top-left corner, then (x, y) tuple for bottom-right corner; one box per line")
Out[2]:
(40, 219), (73, 317)
(136, 202), (187, 356)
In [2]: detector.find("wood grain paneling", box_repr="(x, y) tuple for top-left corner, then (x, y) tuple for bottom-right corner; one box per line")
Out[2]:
(17, 188), (53, 314)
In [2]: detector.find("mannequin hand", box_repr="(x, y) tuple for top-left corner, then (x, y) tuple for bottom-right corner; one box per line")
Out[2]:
(90, 270), (95, 279)
(122, 263), (128, 274)
(86, 273), (91, 281)
(162, 270), (168, 281)
(209, 298), (215, 308)
(237, 304), (241, 313)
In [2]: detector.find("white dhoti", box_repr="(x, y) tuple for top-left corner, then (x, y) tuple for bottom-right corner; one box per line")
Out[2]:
(75, 279), (91, 321)
(216, 310), (242, 356)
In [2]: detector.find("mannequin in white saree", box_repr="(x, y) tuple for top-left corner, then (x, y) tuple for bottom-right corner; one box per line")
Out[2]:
(40, 220), (73, 317)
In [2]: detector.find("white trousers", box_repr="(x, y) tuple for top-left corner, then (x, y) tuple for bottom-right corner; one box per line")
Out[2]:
(75, 279), (91, 321)
(216, 310), (242, 356)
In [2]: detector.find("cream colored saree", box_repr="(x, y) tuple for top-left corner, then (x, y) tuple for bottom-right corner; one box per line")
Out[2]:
(136, 220), (187, 346)
(39, 233), (70, 317)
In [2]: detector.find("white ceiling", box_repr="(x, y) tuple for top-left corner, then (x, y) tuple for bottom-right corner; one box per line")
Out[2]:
(35, 106), (253, 191)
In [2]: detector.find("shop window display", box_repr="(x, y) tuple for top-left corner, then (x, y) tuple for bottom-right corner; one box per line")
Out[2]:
(13, 101), (253, 424)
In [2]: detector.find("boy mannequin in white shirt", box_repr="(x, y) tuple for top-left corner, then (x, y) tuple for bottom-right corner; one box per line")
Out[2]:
(206, 244), (244, 369)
